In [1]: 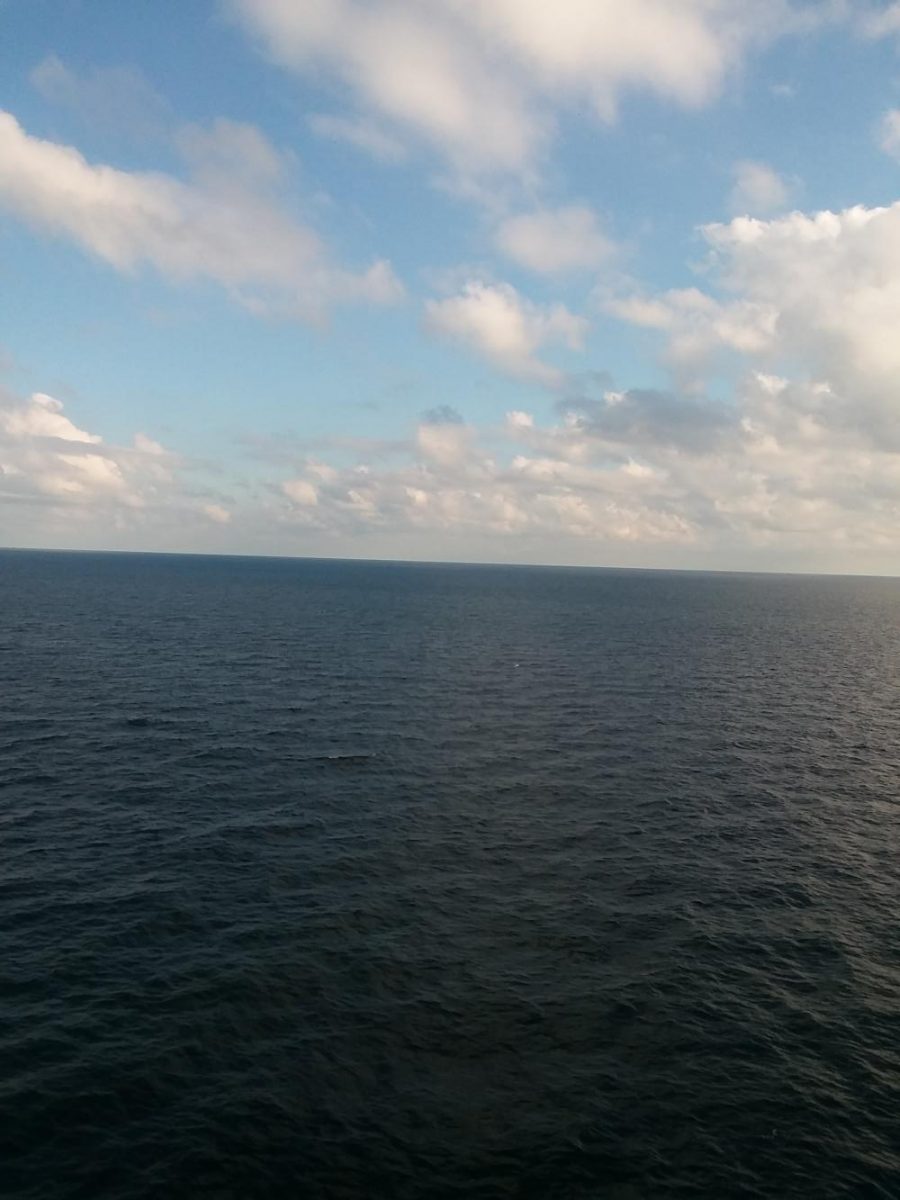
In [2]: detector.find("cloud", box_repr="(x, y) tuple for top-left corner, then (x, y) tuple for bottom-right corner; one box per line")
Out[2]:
(229, 0), (816, 174)
(415, 412), (475, 469)
(282, 478), (319, 507)
(0, 390), (242, 551)
(697, 203), (900, 426)
(270, 368), (900, 569)
(29, 54), (170, 141)
(13, 376), (900, 569)
(605, 285), (776, 382)
(729, 160), (791, 215)
(495, 205), (614, 274)
(0, 111), (402, 322)
(879, 108), (900, 160)
(560, 387), (735, 452)
(229, 0), (540, 174)
(425, 281), (587, 385)
(0, 391), (174, 507)
(606, 198), (900, 430)
(307, 113), (407, 162)
(278, 409), (692, 544)
(860, 2), (900, 39)
(202, 503), (232, 524)
(582, 194), (900, 557)
(347, 190), (895, 562)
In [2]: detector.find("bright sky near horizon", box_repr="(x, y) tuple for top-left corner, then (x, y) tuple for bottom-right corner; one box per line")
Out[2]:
(6, 1), (900, 572)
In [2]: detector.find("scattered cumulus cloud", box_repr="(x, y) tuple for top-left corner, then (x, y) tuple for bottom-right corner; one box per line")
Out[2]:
(271, 369), (900, 565)
(0, 391), (173, 507)
(13, 366), (900, 570)
(608, 198), (900, 444)
(701, 202), (900, 425)
(425, 281), (587, 386)
(0, 390), (239, 548)
(0, 111), (402, 322)
(277, 410), (687, 545)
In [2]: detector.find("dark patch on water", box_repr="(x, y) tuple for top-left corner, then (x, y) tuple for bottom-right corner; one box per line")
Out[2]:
(2, 550), (900, 1198)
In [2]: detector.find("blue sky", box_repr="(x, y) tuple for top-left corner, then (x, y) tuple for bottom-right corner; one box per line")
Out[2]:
(5, 1), (900, 572)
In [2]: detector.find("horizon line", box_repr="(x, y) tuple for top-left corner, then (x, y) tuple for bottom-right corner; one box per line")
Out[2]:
(2, 544), (898, 583)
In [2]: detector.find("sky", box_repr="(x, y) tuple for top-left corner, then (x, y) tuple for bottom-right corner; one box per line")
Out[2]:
(6, 2), (900, 572)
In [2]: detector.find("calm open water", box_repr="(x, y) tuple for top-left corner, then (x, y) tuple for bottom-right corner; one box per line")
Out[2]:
(2, 549), (900, 1199)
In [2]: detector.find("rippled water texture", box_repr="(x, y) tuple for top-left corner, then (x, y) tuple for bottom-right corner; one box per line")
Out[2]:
(3, 550), (900, 1199)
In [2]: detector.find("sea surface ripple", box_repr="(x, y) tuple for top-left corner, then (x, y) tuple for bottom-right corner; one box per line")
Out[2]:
(2, 550), (900, 1198)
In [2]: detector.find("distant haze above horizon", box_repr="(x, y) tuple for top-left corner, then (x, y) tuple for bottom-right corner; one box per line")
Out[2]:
(6, 2), (900, 574)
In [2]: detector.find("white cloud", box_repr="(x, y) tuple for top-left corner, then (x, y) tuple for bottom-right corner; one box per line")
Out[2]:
(699, 203), (900, 421)
(13, 375), (900, 570)
(269, 371), (900, 569)
(279, 410), (691, 544)
(879, 108), (900, 160)
(2, 391), (101, 445)
(425, 281), (587, 385)
(415, 414), (475, 468)
(0, 111), (402, 322)
(230, 0), (539, 174)
(0, 391), (173, 507)
(607, 199), (900, 428)
(519, 189), (900, 563)
(230, 0), (815, 174)
(495, 205), (614, 274)
(0, 390), (247, 552)
(307, 113), (407, 162)
(729, 160), (791, 215)
(606, 285), (776, 380)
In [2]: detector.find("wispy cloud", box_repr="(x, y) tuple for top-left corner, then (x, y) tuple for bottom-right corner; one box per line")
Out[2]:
(229, 0), (819, 176)
(307, 113), (407, 163)
(29, 54), (171, 142)
(0, 111), (402, 322)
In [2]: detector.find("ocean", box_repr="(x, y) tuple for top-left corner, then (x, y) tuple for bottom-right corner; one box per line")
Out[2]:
(2, 549), (899, 1199)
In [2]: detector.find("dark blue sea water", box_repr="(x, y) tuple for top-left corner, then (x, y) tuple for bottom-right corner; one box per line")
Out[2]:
(2, 549), (900, 1199)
